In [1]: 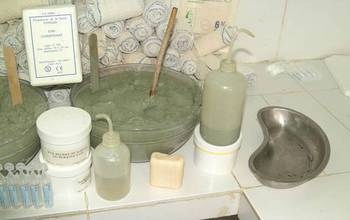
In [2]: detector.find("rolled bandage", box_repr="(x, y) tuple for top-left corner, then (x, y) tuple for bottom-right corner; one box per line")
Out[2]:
(194, 61), (211, 81)
(195, 25), (238, 56)
(125, 16), (154, 41)
(16, 50), (28, 72)
(102, 21), (125, 39)
(81, 29), (107, 59)
(76, 0), (97, 34)
(155, 22), (167, 40)
(180, 51), (198, 75)
(143, 0), (170, 27)
(46, 89), (72, 109)
(170, 22), (194, 53)
(163, 48), (181, 70)
(100, 39), (122, 66)
(86, 0), (144, 26)
(3, 20), (25, 54)
(141, 35), (161, 58)
(115, 31), (139, 54)
(122, 50), (156, 64)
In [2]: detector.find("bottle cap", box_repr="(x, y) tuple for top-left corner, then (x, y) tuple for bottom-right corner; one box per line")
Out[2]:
(96, 114), (121, 148)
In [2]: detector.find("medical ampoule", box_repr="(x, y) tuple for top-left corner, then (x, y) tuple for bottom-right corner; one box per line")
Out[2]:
(16, 163), (32, 208)
(0, 164), (11, 209)
(4, 163), (21, 208)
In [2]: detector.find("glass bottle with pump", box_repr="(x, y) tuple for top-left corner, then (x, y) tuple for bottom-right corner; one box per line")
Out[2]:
(93, 114), (131, 201)
(200, 28), (254, 146)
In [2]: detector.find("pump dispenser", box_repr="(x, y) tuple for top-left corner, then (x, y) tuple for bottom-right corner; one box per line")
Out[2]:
(92, 114), (131, 201)
(200, 28), (254, 146)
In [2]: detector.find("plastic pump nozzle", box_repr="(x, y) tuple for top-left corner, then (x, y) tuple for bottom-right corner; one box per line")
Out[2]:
(220, 27), (255, 72)
(96, 114), (121, 147)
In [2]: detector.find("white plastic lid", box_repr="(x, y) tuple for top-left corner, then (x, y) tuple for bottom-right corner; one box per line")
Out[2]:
(36, 107), (92, 144)
(39, 151), (91, 178)
(194, 125), (242, 154)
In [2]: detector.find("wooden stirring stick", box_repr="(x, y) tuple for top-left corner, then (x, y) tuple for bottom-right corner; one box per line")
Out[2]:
(89, 33), (100, 93)
(149, 7), (178, 97)
(4, 47), (23, 106)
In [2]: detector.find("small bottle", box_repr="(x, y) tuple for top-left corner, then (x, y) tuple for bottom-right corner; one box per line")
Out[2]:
(0, 165), (11, 209)
(93, 114), (131, 201)
(4, 163), (21, 208)
(41, 164), (54, 208)
(29, 168), (43, 209)
(200, 28), (254, 146)
(16, 163), (32, 208)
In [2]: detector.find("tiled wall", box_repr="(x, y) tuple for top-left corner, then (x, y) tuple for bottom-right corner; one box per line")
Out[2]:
(234, 0), (350, 62)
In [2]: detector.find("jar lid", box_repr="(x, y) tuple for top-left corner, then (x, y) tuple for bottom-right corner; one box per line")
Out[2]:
(36, 107), (92, 144)
(39, 151), (91, 178)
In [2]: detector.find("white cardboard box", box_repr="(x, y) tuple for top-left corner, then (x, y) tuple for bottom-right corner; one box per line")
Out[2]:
(23, 5), (82, 86)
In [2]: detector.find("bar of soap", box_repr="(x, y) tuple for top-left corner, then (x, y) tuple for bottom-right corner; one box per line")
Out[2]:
(150, 152), (184, 189)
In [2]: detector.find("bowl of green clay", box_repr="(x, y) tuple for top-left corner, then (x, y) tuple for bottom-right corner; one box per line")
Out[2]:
(0, 77), (48, 165)
(71, 64), (201, 162)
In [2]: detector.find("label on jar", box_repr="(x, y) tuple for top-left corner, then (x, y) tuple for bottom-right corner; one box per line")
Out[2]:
(42, 144), (90, 166)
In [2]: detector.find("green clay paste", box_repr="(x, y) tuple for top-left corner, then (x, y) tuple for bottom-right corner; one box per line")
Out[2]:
(73, 71), (196, 130)
(0, 77), (47, 150)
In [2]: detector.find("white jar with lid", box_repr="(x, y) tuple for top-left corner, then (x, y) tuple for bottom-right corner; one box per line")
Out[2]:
(39, 152), (91, 193)
(36, 107), (92, 166)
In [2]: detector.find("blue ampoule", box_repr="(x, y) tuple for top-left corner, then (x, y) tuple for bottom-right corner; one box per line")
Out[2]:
(29, 168), (43, 209)
(16, 163), (32, 208)
(4, 163), (21, 208)
(0, 164), (11, 209)
(40, 164), (53, 208)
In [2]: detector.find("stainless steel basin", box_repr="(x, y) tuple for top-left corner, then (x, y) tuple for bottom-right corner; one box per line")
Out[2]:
(249, 106), (330, 188)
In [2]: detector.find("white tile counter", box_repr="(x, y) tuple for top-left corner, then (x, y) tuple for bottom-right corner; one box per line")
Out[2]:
(3, 59), (350, 220)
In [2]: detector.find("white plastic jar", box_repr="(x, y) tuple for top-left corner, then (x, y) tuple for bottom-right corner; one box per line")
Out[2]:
(193, 125), (242, 175)
(39, 152), (91, 193)
(36, 107), (92, 166)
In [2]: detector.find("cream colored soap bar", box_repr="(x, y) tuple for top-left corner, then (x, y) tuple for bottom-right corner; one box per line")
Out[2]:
(150, 152), (184, 189)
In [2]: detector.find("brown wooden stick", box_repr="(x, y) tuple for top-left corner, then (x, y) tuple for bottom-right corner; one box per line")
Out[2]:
(4, 47), (23, 106)
(89, 33), (100, 93)
(149, 7), (178, 97)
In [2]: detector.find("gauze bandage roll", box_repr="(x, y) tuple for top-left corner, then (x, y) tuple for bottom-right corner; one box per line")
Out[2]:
(3, 20), (25, 54)
(46, 89), (72, 108)
(122, 50), (156, 64)
(180, 51), (197, 75)
(125, 16), (154, 41)
(195, 25), (238, 56)
(164, 48), (181, 70)
(100, 39), (122, 66)
(102, 21), (125, 39)
(86, 0), (144, 26)
(141, 35), (161, 57)
(143, 0), (170, 27)
(115, 31), (139, 54)
(81, 29), (107, 59)
(155, 22), (167, 40)
(170, 22), (194, 53)
(16, 50), (28, 72)
(0, 0), (70, 23)
(76, 0), (97, 34)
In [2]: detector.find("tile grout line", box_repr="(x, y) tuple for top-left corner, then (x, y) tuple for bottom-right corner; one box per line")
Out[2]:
(274, 0), (289, 60)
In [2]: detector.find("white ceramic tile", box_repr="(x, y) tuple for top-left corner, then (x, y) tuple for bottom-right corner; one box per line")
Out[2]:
(278, 0), (350, 60)
(3, 139), (240, 219)
(234, 0), (286, 62)
(311, 89), (350, 129)
(287, 60), (338, 91)
(233, 95), (269, 188)
(238, 63), (304, 95)
(244, 173), (350, 220)
(264, 92), (350, 174)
